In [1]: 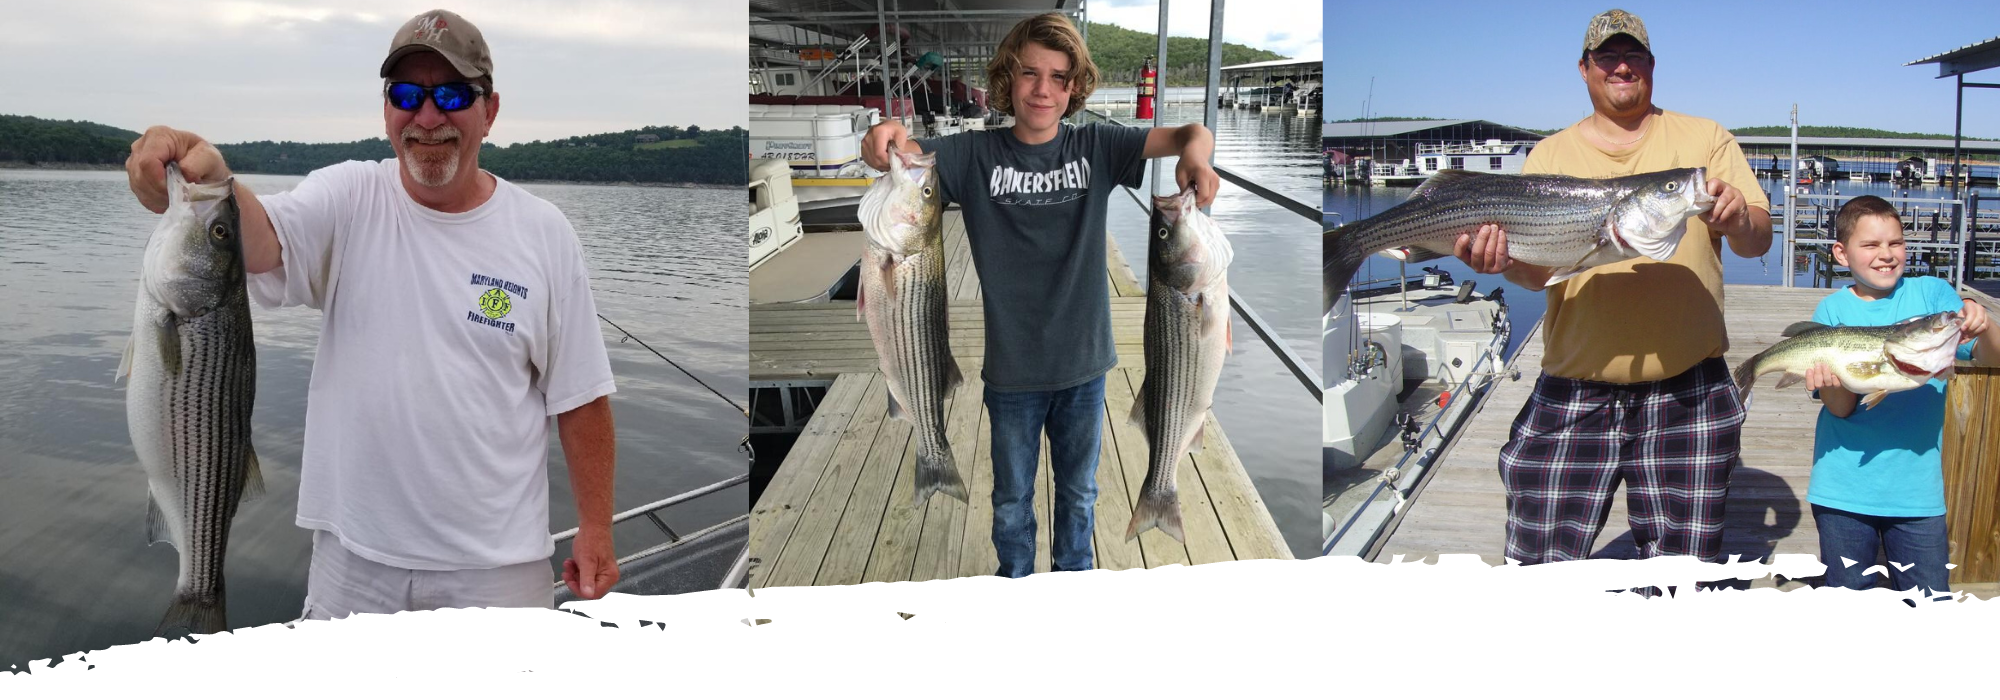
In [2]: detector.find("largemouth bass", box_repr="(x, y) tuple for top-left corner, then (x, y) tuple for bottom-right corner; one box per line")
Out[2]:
(118, 164), (261, 635)
(1733, 310), (1962, 408)
(1323, 168), (1717, 310)
(1127, 190), (1233, 543)
(858, 150), (968, 505)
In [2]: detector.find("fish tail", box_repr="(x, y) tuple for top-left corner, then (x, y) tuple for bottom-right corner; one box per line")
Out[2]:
(1731, 351), (1766, 405)
(913, 447), (968, 505)
(1125, 490), (1185, 543)
(157, 592), (226, 637)
(1323, 223), (1368, 311)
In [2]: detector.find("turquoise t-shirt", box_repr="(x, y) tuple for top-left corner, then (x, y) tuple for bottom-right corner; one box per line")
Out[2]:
(1807, 276), (1976, 517)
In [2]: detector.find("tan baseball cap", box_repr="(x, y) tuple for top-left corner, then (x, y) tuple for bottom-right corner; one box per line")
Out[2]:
(1582, 9), (1651, 52)
(379, 10), (493, 84)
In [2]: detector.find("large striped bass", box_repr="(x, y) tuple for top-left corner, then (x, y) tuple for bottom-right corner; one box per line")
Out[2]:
(858, 150), (968, 505)
(1323, 168), (1716, 310)
(1128, 190), (1233, 543)
(1733, 310), (1962, 409)
(118, 164), (261, 635)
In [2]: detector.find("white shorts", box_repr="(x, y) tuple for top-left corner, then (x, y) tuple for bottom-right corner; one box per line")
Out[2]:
(300, 529), (555, 621)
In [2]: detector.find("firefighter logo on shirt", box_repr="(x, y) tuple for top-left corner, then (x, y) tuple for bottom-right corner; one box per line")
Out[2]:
(478, 287), (513, 319)
(467, 273), (528, 334)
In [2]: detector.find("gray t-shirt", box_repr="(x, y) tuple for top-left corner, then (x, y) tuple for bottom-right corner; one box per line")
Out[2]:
(917, 122), (1149, 392)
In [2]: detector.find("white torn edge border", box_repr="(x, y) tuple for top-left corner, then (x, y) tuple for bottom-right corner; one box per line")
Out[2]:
(5, 556), (1997, 694)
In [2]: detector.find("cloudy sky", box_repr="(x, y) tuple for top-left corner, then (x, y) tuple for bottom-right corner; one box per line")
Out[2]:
(1327, 0), (2000, 138)
(0, 0), (746, 145)
(1091, 0), (1320, 62)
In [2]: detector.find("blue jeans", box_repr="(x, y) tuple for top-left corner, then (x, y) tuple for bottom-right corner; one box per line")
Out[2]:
(1812, 504), (1952, 600)
(985, 376), (1104, 578)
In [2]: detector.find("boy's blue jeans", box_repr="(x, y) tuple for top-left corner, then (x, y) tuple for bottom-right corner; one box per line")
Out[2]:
(985, 376), (1105, 578)
(1812, 504), (1952, 600)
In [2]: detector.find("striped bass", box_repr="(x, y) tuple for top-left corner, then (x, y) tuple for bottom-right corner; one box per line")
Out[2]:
(858, 150), (968, 505)
(1733, 310), (1962, 409)
(118, 163), (261, 635)
(1128, 190), (1233, 543)
(1323, 167), (1716, 310)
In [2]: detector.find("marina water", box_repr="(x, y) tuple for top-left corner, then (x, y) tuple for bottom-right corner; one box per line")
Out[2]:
(0, 169), (746, 666)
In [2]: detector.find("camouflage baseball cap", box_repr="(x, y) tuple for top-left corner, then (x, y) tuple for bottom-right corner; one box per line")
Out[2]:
(379, 10), (493, 83)
(1582, 9), (1651, 52)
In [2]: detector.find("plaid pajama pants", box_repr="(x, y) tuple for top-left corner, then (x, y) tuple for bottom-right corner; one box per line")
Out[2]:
(1498, 357), (1746, 564)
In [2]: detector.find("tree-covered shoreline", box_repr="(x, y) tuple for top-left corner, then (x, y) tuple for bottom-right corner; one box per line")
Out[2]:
(1084, 22), (1291, 87)
(0, 115), (748, 185)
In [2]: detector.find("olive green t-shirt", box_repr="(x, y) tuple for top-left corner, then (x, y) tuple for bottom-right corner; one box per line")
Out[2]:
(1523, 109), (1771, 383)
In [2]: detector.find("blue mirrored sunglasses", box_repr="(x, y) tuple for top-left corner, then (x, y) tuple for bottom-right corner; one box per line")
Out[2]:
(384, 81), (486, 112)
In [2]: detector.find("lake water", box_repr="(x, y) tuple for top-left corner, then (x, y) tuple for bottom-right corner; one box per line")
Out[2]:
(0, 168), (746, 666)
(1099, 103), (1323, 558)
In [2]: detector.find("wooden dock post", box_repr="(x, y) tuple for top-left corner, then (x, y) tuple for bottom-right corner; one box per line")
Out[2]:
(1943, 365), (2000, 585)
(1946, 287), (2000, 585)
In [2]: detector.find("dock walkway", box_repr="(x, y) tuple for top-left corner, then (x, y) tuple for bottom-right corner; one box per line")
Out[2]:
(746, 211), (1291, 586)
(1381, 285), (1849, 566)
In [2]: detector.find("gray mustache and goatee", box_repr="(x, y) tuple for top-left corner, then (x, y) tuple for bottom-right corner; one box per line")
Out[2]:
(119, 163), (262, 636)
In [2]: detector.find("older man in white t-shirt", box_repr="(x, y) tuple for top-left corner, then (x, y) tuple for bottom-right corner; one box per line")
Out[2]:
(122, 10), (620, 617)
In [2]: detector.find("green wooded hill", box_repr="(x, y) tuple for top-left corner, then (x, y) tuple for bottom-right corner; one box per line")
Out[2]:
(1084, 22), (1290, 87)
(0, 115), (141, 164)
(0, 115), (747, 184)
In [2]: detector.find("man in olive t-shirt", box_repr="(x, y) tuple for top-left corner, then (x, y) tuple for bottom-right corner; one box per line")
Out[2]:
(1454, 9), (1773, 564)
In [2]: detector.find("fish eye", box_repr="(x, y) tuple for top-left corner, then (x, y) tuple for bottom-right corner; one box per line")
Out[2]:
(1665, 182), (1679, 192)
(209, 223), (228, 240)
(1156, 227), (1170, 239)
(922, 187), (933, 197)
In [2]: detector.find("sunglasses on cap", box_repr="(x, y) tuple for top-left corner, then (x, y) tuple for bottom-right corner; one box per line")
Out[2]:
(383, 81), (487, 112)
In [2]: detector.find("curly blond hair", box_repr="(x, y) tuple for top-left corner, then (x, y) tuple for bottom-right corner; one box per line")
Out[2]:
(986, 13), (1098, 118)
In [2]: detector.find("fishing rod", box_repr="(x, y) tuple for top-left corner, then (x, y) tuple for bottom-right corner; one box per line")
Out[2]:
(596, 314), (754, 467)
(597, 313), (746, 417)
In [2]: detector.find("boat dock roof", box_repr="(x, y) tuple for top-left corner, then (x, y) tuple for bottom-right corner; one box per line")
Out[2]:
(746, 210), (1291, 585)
(1376, 284), (1998, 594)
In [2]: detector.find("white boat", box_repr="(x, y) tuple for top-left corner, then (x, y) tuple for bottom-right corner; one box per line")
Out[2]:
(1366, 140), (1534, 186)
(1413, 140), (1534, 176)
(1369, 159), (1425, 186)
(1322, 271), (1512, 555)
(748, 159), (865, 305)
(748, 103), (881, 181)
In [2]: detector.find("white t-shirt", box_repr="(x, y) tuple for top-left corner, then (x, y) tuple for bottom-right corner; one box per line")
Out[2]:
(250, 159), (615, 570)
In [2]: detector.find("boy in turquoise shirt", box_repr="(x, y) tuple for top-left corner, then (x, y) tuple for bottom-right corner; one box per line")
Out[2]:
(1801, 195), (1997, 598)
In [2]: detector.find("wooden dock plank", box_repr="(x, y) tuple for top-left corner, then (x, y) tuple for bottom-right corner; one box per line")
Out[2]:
(1191, 409), (1293, 560)
(958, 397), (1000, 578)
(745, 374), (870, 587)
(1089, 401), (1148, 571)
(1943, 366), (2000, 583)
(764, 375), (892, 587)
(859, 374), (966, 584)
(812, 384), (918, 586)
(904, 377), (982, 582)
(1107, 233), (1146, 298)
(752, 211), (1284, 585)
(1376, 285), (1853, 566)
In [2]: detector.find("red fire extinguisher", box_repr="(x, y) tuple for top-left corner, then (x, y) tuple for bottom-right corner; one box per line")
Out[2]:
(1137, 57), (1157, 120)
